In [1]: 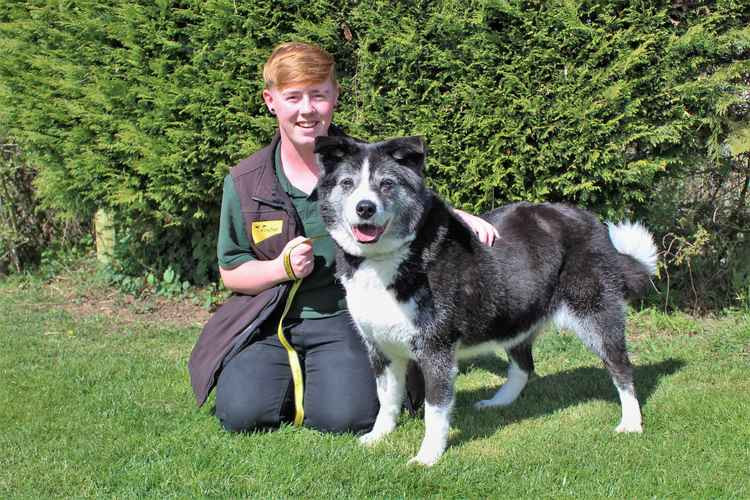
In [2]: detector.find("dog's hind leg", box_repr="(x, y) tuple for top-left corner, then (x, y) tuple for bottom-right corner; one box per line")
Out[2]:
(558, 302), (643, 433)
(360, 354), (407, 446)
(409, 350), (457, 466)
(474, 336), (536, 410)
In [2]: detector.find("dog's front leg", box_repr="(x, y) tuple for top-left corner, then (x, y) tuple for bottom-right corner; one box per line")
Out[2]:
(409, 351), (457, 466)
(360, 354), (407, 446)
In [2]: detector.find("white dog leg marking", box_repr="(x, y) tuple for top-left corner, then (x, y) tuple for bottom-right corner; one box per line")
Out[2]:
(474, 361), (529, 410)
(615, 385), (643, 433)
(408, 401), (453, 466)
(359, 360), (406, 446)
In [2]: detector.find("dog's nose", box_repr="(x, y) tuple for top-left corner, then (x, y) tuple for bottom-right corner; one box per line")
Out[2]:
(356, 200), (376, 219)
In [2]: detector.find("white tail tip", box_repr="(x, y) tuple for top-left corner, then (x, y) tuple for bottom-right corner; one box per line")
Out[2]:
(606, 220), (658, 275)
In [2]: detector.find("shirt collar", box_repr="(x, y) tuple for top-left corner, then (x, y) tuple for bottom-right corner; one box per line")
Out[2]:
(274, 141), (318, 201)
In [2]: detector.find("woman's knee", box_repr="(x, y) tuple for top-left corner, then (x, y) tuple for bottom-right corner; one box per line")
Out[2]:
(304, 396), (378, 434)
(302, 353), (379, 433)
(214, 353), (291, 433)
(215, 394), (279, 433)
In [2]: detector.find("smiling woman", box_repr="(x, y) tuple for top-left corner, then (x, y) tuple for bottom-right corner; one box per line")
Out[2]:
(189, 42), (382, 436)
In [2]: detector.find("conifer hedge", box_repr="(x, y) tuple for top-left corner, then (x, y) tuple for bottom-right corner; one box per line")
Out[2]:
(1, 1), (748, 303)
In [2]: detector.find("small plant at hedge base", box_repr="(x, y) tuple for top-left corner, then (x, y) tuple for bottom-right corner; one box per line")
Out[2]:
(199, 281), (233, 312)
(155, 266), (191, 298)
(659, 227), (711, 312)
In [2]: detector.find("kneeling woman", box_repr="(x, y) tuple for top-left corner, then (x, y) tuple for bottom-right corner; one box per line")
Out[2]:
(188, 42), (497, 433)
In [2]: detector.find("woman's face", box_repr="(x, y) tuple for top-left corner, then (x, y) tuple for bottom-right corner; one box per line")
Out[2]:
(263, 79), (338, 150)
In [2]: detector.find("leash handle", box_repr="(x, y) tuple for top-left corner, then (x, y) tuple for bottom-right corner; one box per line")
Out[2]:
(281, 235), (326, 282)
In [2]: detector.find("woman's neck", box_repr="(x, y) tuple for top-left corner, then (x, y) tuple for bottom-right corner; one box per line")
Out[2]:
(279, 140), (320, 195)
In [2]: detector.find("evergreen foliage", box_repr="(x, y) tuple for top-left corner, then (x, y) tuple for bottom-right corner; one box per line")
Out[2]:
(1, 1), (748, 309)
(0, 139), (44, 273)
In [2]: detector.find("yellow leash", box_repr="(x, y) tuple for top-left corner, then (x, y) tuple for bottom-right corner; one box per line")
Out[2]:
(276, 279), (305, 425)
(275, 235), (324, 426)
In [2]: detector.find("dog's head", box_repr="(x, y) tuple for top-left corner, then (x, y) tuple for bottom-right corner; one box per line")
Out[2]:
(315, 135), (431, 258)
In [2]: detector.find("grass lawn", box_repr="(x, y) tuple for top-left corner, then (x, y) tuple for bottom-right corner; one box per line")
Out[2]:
(1, 262), (748, 498)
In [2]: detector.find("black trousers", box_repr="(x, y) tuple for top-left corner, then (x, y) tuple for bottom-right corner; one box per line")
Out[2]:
(215, 311), (379, 434)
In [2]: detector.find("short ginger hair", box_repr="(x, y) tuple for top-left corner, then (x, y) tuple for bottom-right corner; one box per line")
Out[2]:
(263, 42), (338, 90)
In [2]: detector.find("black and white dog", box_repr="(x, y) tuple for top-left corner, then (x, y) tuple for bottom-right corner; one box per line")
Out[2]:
(315, 135), (658, 466)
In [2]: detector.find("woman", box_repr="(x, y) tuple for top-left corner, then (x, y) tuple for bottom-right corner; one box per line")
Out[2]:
(189, 42), (497, 434)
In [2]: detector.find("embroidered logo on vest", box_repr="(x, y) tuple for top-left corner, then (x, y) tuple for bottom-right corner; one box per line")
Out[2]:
(251, 220), (284, 244)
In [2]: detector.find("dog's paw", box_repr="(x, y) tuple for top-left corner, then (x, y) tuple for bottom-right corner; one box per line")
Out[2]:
(615, 421), (643, 433)
(407, 453), (439, 467)
(407, 438), (446, 466)
(474, 399), (492, 410)
(473, 382), (527, 410)
(474, 398), (508, 410)
(359, 430), (385, 446)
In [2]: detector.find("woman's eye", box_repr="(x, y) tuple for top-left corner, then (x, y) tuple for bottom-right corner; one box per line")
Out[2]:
(340, 178), (354, 188)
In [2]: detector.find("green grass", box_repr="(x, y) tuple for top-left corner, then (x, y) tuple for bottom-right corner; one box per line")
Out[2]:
(1, 268), (748, 498)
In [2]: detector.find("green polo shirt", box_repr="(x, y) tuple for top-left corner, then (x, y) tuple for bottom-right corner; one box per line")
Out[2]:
(216, 144), (347, 319)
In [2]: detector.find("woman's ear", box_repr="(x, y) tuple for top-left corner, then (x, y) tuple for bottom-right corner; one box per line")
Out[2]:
(333, 83), (340, 109)
(262, 88), (276, 115)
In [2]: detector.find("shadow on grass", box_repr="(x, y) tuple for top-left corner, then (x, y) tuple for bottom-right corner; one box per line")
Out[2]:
(450, 357), (685, 444)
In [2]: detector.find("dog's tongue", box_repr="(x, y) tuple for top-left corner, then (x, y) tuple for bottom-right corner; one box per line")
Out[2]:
(352, 224), (384, 243)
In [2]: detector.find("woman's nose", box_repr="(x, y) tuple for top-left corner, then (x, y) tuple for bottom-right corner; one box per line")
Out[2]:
(300, 95), (314, 113)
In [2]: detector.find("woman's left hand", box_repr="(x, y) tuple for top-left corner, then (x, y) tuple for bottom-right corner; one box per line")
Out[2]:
(454, 208), (499, 246)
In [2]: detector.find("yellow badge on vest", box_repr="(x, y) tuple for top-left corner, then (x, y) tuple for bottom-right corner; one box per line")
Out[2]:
(251, 220), (283, 244)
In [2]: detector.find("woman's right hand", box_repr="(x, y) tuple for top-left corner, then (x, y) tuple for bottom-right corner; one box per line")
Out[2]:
(280, 236), (315, 280)
(219, 236), (315, 294)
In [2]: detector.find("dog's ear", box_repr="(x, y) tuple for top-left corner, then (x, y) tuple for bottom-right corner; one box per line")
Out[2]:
(383, 136), (426, 175)
(315, 136), (359, 174)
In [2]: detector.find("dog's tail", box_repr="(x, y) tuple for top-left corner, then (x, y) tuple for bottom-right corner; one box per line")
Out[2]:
(606, 221), (658, 300)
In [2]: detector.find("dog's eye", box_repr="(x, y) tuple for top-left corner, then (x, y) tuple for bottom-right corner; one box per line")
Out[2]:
(340, 178), (354, 189)
(380, 179), (395, 191)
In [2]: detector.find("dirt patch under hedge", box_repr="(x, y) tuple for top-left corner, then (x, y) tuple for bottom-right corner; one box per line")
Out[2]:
(38, 266), (212, 330)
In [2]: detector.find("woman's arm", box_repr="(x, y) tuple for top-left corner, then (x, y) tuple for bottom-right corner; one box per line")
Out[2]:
(220, 236), (314, 295)
(453, 208), (499, 246)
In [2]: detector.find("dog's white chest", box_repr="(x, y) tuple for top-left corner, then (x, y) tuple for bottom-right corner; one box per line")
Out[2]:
(340, 258), (419, 358)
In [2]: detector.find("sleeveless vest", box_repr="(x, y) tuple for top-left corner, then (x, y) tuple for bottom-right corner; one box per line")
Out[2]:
(188, 133), (297, 406)
(188, 128), (342, 406)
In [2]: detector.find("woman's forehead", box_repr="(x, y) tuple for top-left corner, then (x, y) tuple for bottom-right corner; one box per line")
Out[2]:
(276, 79), (338, 94)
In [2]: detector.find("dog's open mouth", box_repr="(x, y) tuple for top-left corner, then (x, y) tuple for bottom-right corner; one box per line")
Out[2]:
(352, 223), (386, 244)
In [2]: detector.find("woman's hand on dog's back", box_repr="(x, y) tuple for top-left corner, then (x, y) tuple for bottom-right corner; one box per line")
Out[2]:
(454, 209), (499, 246)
